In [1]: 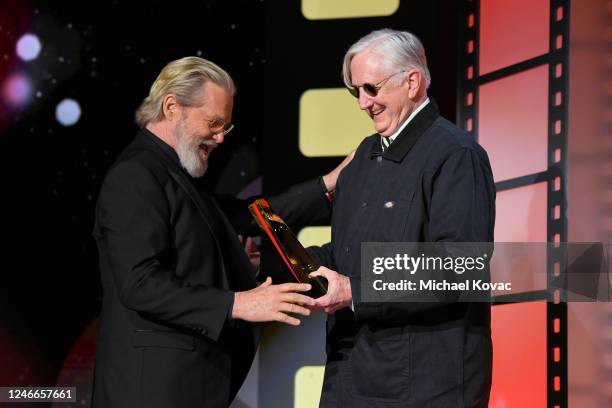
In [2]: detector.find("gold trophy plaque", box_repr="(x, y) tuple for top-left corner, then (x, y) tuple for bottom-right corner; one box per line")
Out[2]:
(249, 199), (328, 298)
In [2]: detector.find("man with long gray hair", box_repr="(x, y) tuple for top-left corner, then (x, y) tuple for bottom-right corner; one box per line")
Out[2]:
(92, 56), (349, 407)
(307, 29), (496, 407)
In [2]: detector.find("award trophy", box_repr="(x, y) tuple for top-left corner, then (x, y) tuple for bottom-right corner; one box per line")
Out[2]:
(249, 199), (328, 298)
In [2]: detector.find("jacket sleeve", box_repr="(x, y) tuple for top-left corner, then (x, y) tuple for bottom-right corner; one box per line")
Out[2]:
(94, 161), (234, 342)
(426, 147), (496, 243)
(306, 243), (335, 269)
(215, 178), (331, 235)
(216, 178), (332, 283)
(352, 147), (496, 325)
(268, 178), (332, 229)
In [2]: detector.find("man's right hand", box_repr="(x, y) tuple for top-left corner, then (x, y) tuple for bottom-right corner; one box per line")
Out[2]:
(232, 277), (315, 326)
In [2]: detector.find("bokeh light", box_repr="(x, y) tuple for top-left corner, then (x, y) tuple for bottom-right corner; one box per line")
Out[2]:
(55, 98), (82, 126)
(16, 33), (42, 61)
(2, 73), (33, 108)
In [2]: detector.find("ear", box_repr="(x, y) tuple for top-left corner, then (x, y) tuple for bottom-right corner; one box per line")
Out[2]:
(162, 94), (180, 122)
(406, 69), (422, 99)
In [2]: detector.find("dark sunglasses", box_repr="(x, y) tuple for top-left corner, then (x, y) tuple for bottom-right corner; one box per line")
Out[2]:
(348, 70), (406, 98)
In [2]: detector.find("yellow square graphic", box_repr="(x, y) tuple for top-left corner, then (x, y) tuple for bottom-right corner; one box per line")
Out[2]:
(297, 226), (331, 248)
(302, 0), (399, 20)
(299, 88), (372, 157)
(295, 365), (325, 408)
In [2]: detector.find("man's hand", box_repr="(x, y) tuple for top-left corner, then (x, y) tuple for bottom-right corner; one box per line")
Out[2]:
(322, 150), (356, 192)
(309, 266), (352, 314)
(232, 277), (315, 326)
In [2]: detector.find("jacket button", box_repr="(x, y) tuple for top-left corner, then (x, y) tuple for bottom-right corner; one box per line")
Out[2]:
(200, 328), (207, 335)
(361, 201), (368, 207)
(377, 156), (383, 163)
(345, 247), (350, 253)
(384, 201), (395, 208)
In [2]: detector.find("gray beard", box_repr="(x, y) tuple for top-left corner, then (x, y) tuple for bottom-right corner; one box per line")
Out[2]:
(175, 126), (208, 178)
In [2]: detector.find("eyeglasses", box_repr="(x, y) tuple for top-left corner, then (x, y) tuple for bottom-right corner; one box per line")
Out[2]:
(347, 70), (406, 98)
(206, 115), (235, 136)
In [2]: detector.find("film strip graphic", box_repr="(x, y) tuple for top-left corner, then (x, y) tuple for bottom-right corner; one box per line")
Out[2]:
(547, 2), (570, 406)
(604, 0), (612, 401)
(458, 1), (569, 407)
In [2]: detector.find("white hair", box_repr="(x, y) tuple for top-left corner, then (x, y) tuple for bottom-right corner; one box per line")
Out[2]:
(135, 56), (235, 127)
(342, 29), (431, 90)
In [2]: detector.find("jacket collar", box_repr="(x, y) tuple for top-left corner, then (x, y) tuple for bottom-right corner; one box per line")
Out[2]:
(370, 99), (440, 162)
(136, 127), (190, 175)
(133, 128), (217, 231)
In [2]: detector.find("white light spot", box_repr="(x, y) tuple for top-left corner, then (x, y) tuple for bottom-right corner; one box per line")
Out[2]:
(2, 73), (32, 107)
(55, 98), (81, 126)
(16, 34), (42, 61)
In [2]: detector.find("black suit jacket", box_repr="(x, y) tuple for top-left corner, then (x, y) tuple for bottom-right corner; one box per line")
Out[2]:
(92, 129), (330, 408)
(308, 101), (496, 407)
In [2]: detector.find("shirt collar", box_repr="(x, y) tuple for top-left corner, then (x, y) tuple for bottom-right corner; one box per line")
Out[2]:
(387, 97), (430, 143)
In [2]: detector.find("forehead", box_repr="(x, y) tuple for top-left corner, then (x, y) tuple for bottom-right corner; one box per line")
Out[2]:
(350, 51), (390, 83)
(193, 81), (233, 117)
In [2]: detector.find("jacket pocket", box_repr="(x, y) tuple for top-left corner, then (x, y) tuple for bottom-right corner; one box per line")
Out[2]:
(375, 190), (415, 241)
(341, 326), (411, 401)
(132, 329), (196, 351)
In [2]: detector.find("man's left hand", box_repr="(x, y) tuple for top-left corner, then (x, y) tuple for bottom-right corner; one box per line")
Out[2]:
(309, 266), (352, 314)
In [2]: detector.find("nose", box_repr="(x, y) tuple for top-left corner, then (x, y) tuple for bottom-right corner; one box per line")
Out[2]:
(358, 90), (374, 110)
(212, 131), (225, 144)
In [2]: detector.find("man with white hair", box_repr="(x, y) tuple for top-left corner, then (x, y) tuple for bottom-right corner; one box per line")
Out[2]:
(308, 29), (496, 406)
(92, 56), (348, 407)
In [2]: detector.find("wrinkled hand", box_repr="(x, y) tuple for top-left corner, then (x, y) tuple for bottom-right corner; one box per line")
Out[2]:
(232, 277), (315, 326)
(238, 235), (260, 271)
(309, 266), (352, 314)
(322, 149), (356, 192)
